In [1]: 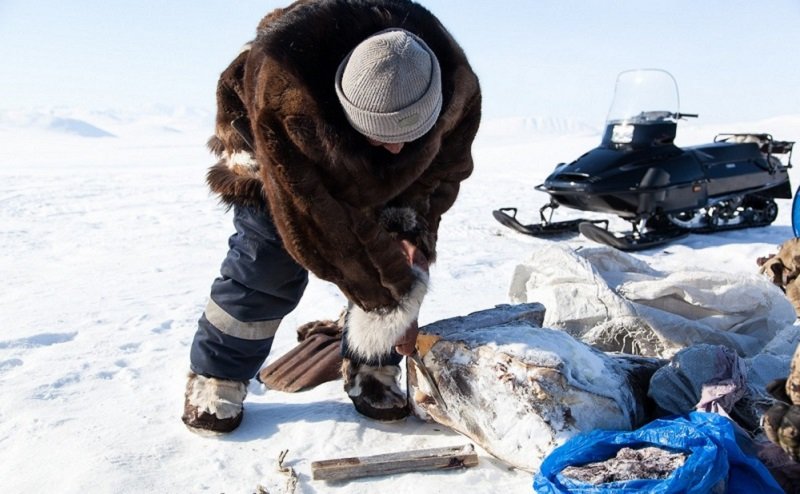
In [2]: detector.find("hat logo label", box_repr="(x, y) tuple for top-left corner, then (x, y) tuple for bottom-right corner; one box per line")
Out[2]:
(397, 113), (421, 128)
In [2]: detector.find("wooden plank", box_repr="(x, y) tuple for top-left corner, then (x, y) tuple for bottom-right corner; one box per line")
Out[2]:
(311, 444), (478, 482)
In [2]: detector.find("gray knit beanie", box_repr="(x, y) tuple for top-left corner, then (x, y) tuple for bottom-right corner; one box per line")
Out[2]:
(335, 28), (442, 144)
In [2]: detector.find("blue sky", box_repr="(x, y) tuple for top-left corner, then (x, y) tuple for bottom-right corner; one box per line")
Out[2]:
(2, 0), (799, 124)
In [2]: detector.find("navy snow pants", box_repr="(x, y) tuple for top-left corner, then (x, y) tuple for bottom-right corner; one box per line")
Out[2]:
(190, 205), (401, 382)
(189, 205), (309, 381)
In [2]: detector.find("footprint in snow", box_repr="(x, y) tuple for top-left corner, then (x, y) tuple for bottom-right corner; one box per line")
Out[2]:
(0, 358), (24, 373)
(151, 320), (173, 334)
(119, 342), (141, 353)
(32, 372), (82, 400)
(0, 332), (77, 349)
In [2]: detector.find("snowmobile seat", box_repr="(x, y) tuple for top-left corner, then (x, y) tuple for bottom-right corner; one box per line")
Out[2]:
(690, 140), (763, 163)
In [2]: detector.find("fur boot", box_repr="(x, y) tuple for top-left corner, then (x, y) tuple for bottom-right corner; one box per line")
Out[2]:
(182, 372), (248, 434)
(342, 359), (408, 421)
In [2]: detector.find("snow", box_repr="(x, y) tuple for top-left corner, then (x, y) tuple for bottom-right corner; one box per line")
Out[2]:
(1, 107), (798, 493)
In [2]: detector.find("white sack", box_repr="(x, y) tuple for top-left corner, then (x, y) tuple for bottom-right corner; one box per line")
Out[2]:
(509, 245), (796, 360)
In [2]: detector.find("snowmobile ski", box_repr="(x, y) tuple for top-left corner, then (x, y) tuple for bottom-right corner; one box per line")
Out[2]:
(492, 207), (608, 237)
(578, 221), (688, 252)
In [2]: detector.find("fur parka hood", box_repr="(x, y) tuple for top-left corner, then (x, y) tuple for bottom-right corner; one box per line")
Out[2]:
(205, 0), (480, 357)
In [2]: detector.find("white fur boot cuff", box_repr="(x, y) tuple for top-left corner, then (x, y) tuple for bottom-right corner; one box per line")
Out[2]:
(345, 267), (429, 361)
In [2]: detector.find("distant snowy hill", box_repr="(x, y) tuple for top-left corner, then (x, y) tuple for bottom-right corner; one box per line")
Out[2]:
(476, 115), (601, 143)
(47, 117), (116, 138)
(1, 107), (797, 170)
(1, 108), (605, 142)
(0, 107), (214, 139)
(0, 107), (215, 168)
(0, 108), (610, 169)
(3, 107), (799, 145)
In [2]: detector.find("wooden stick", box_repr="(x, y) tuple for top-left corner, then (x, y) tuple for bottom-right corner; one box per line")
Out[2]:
(311, 444), (478, 482)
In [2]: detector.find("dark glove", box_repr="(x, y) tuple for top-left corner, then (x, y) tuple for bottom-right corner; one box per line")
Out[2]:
(296, 313), (344, 341)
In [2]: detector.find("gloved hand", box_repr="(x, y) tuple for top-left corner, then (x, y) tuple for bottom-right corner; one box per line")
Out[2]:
(394, 240), (428, 356)
(762, 345), (800, 461)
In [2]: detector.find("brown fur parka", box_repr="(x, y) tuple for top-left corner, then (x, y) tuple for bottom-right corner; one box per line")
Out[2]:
(205, 0), (481, 319)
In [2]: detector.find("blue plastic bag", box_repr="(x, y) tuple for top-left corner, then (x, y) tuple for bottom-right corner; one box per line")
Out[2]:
(533, 412), (782, 493)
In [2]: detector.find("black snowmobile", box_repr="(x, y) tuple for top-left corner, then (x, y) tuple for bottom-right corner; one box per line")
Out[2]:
(494, 69), (794, 251)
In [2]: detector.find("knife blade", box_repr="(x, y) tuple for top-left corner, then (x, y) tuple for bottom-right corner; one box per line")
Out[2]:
(409, 349), (448, 410)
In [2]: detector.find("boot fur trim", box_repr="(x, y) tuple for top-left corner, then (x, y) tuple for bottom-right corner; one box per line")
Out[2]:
(185, 373), (247, 419)
(342, 360), (408, 421)
(182, 373), (248, 434)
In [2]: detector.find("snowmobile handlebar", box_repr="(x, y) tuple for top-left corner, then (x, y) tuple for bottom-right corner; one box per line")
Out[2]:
(624, 111), (698, 124)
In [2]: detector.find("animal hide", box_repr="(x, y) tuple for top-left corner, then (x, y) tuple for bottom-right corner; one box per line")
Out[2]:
(407, 304), (660, 472)
(758, 237), (800, 317)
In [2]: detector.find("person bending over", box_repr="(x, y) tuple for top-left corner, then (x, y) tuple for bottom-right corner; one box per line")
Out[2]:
(182, 0), (481, 433)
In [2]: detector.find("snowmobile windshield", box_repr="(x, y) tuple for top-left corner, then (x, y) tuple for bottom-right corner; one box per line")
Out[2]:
(606, 69), (680, 126)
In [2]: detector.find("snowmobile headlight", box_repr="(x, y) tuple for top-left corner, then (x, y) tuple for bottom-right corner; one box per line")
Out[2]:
(611, 124), (634, 144)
